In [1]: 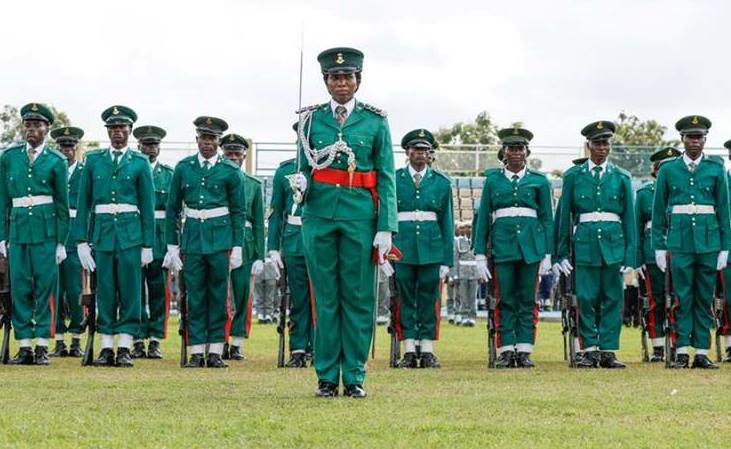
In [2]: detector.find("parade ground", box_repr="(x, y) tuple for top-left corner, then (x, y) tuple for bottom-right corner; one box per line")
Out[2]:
(1, 321), (729, 449)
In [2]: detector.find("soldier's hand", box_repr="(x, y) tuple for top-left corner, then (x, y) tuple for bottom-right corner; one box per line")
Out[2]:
(539, 254), (552, 275)
(229, 246), (243, 270)
(717, 250), (729, 271)
(141, 248), (153, 267)
(439, 265), (450, 280)
(251, 260), (264, 276)
(372, 231), (392, 263)
(0, 240), (6, 259)
(268, 250), (284, 278)
(291, 173), (307, 204)
(55, 244), (67, 265)
(77, 242), (96, 272)
(378, 260), (395, 277)
(162, 245), (183, 273)
(655, 250), (667, 272)
(553, 259), (573, 276)
(475, 255), (491, 282)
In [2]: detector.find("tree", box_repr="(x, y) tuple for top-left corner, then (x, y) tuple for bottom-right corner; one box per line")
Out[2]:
(610, 111), (680, 178)
(1, 104), (73, 146)
(433, 111), (500, 175)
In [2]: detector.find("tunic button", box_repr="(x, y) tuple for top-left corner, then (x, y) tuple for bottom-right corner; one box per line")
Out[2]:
(416, 231), (420, 235)
(28, 211), (33, 216)
(336, 184), (340, 188)
(517, 230), (521, 234)
(513, 193), (517, 196)
(28, 174), (32, 178)
(598, 235), (602, 239)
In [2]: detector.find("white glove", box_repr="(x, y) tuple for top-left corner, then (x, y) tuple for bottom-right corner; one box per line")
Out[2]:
(620, 266), (634, 274)
(292, 173), (307, 204)
(553, 259), (573, 276)
(268, 250), (284, 278)
(439, 265), (450, 280)
(637, 264), (646, 280)
(162, 244), (183, 273)
(379, 260), (395, 277)
(717, 250), (729, 271)
(229, 246), (243, 270)
(655, 250), (667, 273)
(77, 242), (96, 272)
(372, 231), (392, 263)
(0, 240), (6, 258)
(55, 244), (67, 265)
(539, 254), (552, 275)
(476, 254), (491, 282)
(141, 247), (153, 267)
(251, 259), (264, 276)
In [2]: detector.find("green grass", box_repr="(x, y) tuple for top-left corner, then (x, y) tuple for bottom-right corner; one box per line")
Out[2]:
(1, 319), (730, 449)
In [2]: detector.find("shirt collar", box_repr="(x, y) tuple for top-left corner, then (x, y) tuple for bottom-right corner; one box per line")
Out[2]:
(68, 161), (77, 175)
(504, 166), (526, 181)
(25, 140), (46, 155)
(330, 98), (356, 119)
(587, 159), (608, 172)
(407, 163), (428, 179)
(683, 152), (703, 167)
(198, 152), (219, 167)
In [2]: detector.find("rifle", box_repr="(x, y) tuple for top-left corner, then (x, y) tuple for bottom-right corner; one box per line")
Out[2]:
(486, 252), (497, 369)
(178, 270), (188, 368)
(80, 269), (96, 367)
(558, 228), (579, 368)
(276, 261), (289, 368)
(638, 267), (650, 363)
(713, 272), (725, 363)
(0, 256), (11, 364)
(663, 255), (678, 369)
(387, 274), (401, 368)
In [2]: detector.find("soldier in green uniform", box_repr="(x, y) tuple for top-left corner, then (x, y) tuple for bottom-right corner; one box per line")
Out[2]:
(555, 121), (637, 369)
(293, 47), (398, 397)
(635, 147), (681, 362)
(50, 126), (85, 358)
(474, 126), (553, 368)
(653, 116), (729, 369)
(268, 125), (314, 367)
(721, 139), (731, 363)
(0, 103), (69, 365)
(220, 133), (264, 361)
(393, 129), (453, 369)
(131, 125), (174, 359)
(163, 117), (245, 368)
(74, 105), (155, 368)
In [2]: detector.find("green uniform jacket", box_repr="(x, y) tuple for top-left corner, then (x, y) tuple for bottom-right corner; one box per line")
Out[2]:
(474, 168), (554, 264)
(74, 149), (155, 251)
(267, 158), (305, 257)
(652, 155), (730, 254)
(242, 172), (265, 263)
(152, 162), (174, 259)
(393, 166), (454, 266)
(166, 154), (245, 255)
(66, 162), (84, 248)
(635, 181), (655, 265)
(0, 143), (69, 245)
(297, 100), (398, 232)
(556, 161), (636, 267)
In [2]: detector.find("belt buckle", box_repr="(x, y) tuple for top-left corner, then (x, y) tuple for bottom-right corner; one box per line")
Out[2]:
(200, 209), (208, 221)
(27, 195), (34, 206)
(689, 204), (697, 214)
(111, 204), (119, 215)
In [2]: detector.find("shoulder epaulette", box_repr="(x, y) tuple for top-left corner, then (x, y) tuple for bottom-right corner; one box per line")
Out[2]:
(2, 143), (24, 154)
(527, 168), (547, 178)
(84, 149), (105, 158)
(130, 150), (150, 161)
(430, 167), (451, 182)
(295, 103), (326, 114)
(279, 158), (296, 167)
(158, 162), (174, 172)
(360, 102), (387, 117)
(245, 172), (262, 184)
(706, 155), (725, 165)
(220, 158), (240, 170)
(611, 164), (631, 178)
(46, 147), (67, 160)
(483, 167), (503, 177)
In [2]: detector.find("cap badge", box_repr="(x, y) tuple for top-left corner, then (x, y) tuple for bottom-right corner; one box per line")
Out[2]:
(692, 116), (699, 125)
(597, 121), (604, 129)
(113, 106), (119, 115)
(64, 128), (70, 136)
(206, 117), (213, 125)
(418, 129), (425, 138)
(229, 134), (235, 142)
(335, 52), (345, 64)
(31, 103), (38, 112)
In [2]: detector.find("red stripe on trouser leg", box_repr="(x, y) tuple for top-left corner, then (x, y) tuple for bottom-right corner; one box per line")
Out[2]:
(163, 273), (171, 339)
(434, 279), (443, 340)
(394, 300), (404, 341)
(532, 272), (539, 345)
(493, 265), (501, 348)
(245, 274), (254, 337)
(308, 279), (317, 328)
(49, 293), (56, 338)
(643, 269), (658, 338)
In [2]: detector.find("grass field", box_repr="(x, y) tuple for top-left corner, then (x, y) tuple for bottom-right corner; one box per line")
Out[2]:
(1, 319), (730, 449)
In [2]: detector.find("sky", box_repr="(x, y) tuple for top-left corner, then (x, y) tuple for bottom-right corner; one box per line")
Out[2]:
(2, 0), (731, 171)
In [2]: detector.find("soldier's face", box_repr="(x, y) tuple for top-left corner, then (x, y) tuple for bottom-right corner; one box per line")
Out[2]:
(588, 139), (610, 164)
(326, 73), (358, 104)
(106, 124), (130, 149)
(223, 148), (244, 167)
(196, 133), (219, 159)
(407, 147), (428, 169)
(23, 119), (48, 147)
(59, 143), (77, 166)
(505, 145), (528, 169)
(682, 133), (705, 157)
(139, 142), (160, 163)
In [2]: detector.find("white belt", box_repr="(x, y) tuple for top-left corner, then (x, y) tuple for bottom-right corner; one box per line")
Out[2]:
(245, 220), (253, 229)
(397, 211), (437, 222)
(95, 203), (139, 214)
(154, 210), (166, 220)
(459, 261), (477, 266)
(671, 204), (715, 215)
(287, 215), (302, 226)
(12, 195), (53, 208)
(184, 206), (229, 220)
(491, 207), (537, 223)
(644, 220), (652, 230)
(578, 212), (620, 223)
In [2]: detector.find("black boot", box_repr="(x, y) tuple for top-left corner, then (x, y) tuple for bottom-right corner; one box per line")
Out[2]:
(516, 352), (535, 368)
(9, 347), (35, 365)
(115, 348), (134, 368)
(68, 338), (83, 358)
(670, 353), (689, 369)
(576, 350), (600, 368)
(93, 348), (116, 367)
(147, 341), (162, 359)
(315, 381), (338, 398)
(131, 342), (146, 359)
(420, 352), (440, 368)
(221, 343), (230, 360)
(34, 346), (49, 365)
(691, 354), (719, 369)
(495, 350), (516, 369)
(206, 352), (228, 368)
(399, 352), (418, 368)
(184, 353), (205, 368)
(723, 347), (731, 364)
(50, 340), (68, 357)
(600, 352), (627, 369)
(229, 345), (244, 361)
(649, 347), (664, 363)
(343, 384), (367, 398)
(285, 352), (308, 368)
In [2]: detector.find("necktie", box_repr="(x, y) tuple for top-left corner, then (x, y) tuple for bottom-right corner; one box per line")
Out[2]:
(28, 147), (37, 165)
(593, 166), (602, 181)
(511, 174), (519, 187)
(688, 162), (696, 173)
(112, 150), (122, 167)
(335, 105), (347, 125)
(203, 160), (210, 171)
(414, 172), (422, 188)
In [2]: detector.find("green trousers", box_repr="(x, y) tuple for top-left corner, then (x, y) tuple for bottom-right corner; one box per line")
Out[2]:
(95, 244), (142, 336)
(575, 263), (623, 350)
(494, 261), (539, 348)
(642, 263), (666, 341)
(302, 216), (376, 386)
(56, 247), (83, 336)
(394, 263), (441, 341)
(10, 240), (58, 340)
(184, 251), (230, 346)
(137, 259), (169, 340)
(230, 261), (253, 338)
(671, 252), (715, 349)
